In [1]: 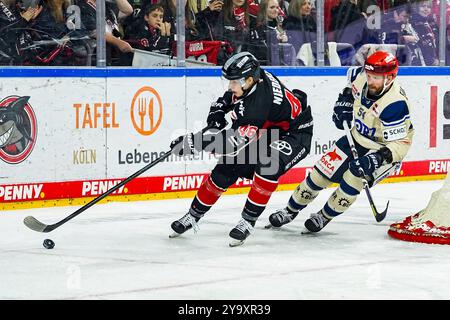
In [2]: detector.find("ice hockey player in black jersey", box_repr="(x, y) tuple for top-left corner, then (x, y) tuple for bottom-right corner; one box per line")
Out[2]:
(169, 52), (314, 246)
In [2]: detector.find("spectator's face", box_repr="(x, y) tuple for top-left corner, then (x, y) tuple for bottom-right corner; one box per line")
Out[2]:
(145, 9), (164, 29)
(300, 0), (312, 16)
(267, 0), (279, 20)
(232, 0), (245, 8)
(418, 2), (432, 18)
(394, 10), (409, 23)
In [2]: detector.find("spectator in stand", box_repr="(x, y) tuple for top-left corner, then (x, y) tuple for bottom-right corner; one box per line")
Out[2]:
(408, 0), (439, 65)
(330, 0), (364, 40)
(354, 1), (413, 65)
(159, 0), (177, 31)
(330, 0), (362, 29)
(191, 0), (223, 40)
(122, 0), (145, 32)
(329, 0), (381, 53)
(431, 0), (450, 27)
(32, 0), (71, 39)
(76, 0), (134, 65)
(249, 0), (287, 63)
(377, 1), (411, 44)
(282, 0), (316, 33)
(281, 0), (316, 54)
(158, 0), (201, 41)
(0, 0), (42, 65)
(188, 6), (202, 40)
(105, 0), (134, 56)
(124, 3), (171, 53)
(214, 0), (259, 52)
(29, 0), (91, 65)
(255, 0), (287, 41)
(324, 0), (341, 32)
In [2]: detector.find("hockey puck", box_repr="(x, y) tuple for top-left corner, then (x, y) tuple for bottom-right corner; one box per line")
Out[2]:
(43, 239), (55, 249)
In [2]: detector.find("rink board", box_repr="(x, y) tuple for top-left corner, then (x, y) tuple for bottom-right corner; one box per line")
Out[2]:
(0, 67), (449, 209)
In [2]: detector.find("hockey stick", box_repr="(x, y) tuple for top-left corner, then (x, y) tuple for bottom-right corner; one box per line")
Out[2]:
(343, 121), (388, 222)
(23, 150), (172, 233)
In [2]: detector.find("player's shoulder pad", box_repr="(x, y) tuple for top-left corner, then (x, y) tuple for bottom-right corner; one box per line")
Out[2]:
(379, 100), (410, 127)
(346, 66), (364, 85)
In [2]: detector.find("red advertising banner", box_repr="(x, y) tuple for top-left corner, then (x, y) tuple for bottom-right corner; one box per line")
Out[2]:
(1, 159), (448, 206)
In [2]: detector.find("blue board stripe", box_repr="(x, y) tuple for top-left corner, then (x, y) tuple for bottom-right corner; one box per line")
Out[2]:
(0, 66), (449, 77)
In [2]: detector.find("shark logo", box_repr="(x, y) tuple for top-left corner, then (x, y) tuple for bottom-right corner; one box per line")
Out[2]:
(0, 96), (37, 164)
(327, 149), (342, 162)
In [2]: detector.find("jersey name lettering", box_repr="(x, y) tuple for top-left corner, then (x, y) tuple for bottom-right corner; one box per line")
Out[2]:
(264, 71), (283, 105)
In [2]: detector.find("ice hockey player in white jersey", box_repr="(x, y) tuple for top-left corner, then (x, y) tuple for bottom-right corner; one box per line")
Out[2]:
(266, 50), (414, 232)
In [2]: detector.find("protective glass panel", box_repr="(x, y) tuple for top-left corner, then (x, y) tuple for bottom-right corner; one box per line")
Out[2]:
(324, 0), (446, 67)
(0, 0), (98, 66)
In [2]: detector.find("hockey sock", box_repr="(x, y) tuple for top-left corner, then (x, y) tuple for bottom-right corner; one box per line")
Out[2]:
(190, 175), (226, 218)
(242, 173), (278, 223)
(288, 170), (332, 212)
(322, 172), (362, 218)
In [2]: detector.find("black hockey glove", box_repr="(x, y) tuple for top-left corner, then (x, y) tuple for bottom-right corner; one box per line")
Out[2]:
(206, 101), (228, 130)
(170, 133), (197, 156)
(206, 94), (232, 130)
(332, 88), (354, 130)
(170, 125), (225, 156)
(348, 152), (383, 177)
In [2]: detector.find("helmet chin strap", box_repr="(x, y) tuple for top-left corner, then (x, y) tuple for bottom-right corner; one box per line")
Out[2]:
(369, 75), (394, 97)
(378, 76), (394, 96)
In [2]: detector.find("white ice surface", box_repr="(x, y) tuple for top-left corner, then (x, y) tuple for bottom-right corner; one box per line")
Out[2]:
(1, 180), (450, 300)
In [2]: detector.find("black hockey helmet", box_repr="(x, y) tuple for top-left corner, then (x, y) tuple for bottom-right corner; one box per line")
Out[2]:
(221, 52), (261, 82)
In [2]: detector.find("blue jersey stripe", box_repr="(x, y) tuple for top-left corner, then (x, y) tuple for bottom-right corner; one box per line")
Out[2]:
(379, 100), (410, 127)
(381, 115), (411, 127)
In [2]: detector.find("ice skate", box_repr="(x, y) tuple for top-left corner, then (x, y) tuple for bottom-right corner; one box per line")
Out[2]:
(303, 211), (331, 233)
(169, 212), (199, 238)
(265, 207), (298, 229)
(229, 219), (254, 247)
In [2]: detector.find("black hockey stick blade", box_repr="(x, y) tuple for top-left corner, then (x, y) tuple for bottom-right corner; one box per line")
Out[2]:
(363, 184), (389, 222)
(23, 150), (172, 233)
(372, 200), (389, 223)
(23, 216), (52, 233)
